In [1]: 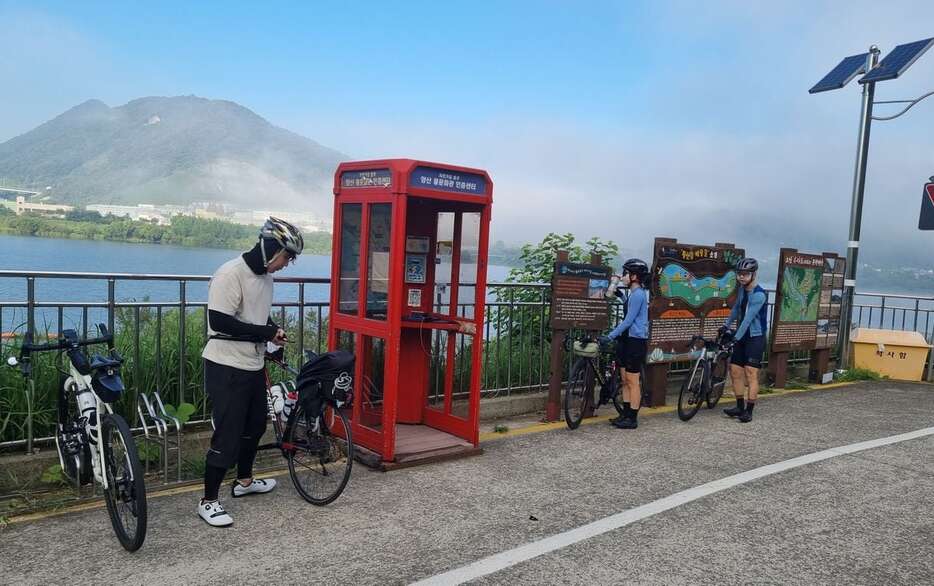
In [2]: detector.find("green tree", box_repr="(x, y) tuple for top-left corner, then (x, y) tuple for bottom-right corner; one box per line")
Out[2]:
(490, 233), (619, 360)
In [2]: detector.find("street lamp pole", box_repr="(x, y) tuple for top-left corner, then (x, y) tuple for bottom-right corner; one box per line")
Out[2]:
(839, 46), (880, 367)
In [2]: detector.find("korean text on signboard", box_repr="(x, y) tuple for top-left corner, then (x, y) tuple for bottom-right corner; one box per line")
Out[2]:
(341, 169), (392, 188)
(550, 261), (611, 330)
(815, 253), (845, 350)
(647, 238), (744, 364)
(409, 166), (487, 196)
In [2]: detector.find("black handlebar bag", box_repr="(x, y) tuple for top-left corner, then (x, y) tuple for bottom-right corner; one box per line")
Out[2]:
(294, 351), (355, 414)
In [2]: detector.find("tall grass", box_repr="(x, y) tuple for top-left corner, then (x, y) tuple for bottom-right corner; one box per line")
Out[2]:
(0, 305), (331, 445)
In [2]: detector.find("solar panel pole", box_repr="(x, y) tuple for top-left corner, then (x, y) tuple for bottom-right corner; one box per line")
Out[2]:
(839, 46), (881, 367)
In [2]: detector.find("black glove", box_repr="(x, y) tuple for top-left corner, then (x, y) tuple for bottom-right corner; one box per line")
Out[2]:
(598, 335), (612, 346)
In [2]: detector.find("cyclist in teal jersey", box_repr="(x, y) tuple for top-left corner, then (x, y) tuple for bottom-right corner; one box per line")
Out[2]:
(720, 257), (768, 423)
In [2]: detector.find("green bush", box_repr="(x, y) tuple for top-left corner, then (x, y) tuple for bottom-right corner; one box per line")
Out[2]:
(836, 367), (885, 382)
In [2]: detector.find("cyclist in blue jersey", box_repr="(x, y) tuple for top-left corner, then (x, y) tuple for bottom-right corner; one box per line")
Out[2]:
(599, 258), (650, 429)
(719, 257), (768, 423)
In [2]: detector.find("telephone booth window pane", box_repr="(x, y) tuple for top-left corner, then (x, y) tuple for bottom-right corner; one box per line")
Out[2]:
(338, 204), (362, 315)
(366, 203), (392, 320)
(335, 329), (355, 354)
(451, 332), (473, 420)
(428, 330), (449, 411)
(360, 335), (386, 431)
(457, 212), (481, 320)
(435, 212), (455, 314)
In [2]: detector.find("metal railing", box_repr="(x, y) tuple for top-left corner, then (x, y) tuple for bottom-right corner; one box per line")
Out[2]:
(1, 270), (932, 451)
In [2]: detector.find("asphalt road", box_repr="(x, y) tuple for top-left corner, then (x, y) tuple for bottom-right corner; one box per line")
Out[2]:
(2, 381), (932, 585)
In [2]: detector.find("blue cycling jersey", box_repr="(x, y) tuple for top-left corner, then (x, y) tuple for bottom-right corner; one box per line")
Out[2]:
(724, 284), (768, 340)
(608, 286), (649, 340)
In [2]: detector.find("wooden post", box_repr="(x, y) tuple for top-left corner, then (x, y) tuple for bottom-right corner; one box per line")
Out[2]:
(809, 348), (831, 383)
(646, 363), (668, 407)
(767, 351), (789, 388)
(545, 330), (566, 421)
(545, 250), (571, 422)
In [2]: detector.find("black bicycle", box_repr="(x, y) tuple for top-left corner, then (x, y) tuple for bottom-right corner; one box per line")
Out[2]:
(8, 325), (147, 551)
(261, 347), (355, 505)
(677, 333), (733, 422)
(563, 335), (648, 430)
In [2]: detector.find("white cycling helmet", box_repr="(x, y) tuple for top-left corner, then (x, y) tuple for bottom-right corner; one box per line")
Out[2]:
(259, 216), (304, 266)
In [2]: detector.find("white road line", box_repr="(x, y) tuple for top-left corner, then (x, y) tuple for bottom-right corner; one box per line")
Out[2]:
(412, 426), (934, 586)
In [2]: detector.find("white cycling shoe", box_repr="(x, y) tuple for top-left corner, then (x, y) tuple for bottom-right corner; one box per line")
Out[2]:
(198, 499), (233, 527)
(231, 478), (277, 498)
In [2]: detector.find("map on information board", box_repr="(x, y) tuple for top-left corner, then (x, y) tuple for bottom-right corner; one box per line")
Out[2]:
(771, 249), (844, 352)
(648, 238), (744, 364)
(658, 264), (737, 307)
(780, 266), (821, 321)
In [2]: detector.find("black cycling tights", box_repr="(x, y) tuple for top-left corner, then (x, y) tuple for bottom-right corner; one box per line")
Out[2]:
(204, 465), (226, 501)
(203, 441), (262, 501)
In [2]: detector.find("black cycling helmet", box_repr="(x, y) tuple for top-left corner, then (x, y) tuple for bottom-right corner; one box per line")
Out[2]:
(735, 257), (759, 273)
(622, 258), (650, 279)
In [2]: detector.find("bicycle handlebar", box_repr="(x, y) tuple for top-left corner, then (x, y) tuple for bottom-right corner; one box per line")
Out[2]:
(19, 324), (114, 357)
(21, 335), (112, 354)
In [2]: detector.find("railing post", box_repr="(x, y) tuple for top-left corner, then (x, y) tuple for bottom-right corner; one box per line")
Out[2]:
(179, 281), (187, 405)
(26, 276), (35, 335)
(134, 305), (141, 426)
(507, 287), (514, 393)
(25, 277), (35, 454)
(107, 278), (116, 334)
(298, 282), (305, 360)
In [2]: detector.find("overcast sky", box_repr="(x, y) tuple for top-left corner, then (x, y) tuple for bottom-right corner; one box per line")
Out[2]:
(2, 1), (933, 266)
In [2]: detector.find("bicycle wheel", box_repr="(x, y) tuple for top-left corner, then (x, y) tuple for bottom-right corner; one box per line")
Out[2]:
(677, 359), (706, 422)
(639, 364), (651, 408)
(707, 353), (730, 408)
(610, 367), (626, 416)
(285, 403), (353, 506)
(564, 358), (591, 429)
(101, 413), (147, 552)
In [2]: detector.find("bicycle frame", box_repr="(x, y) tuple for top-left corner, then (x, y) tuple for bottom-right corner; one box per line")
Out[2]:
(686, 336), (733, 395)
(257, 354), (350, 454)
(60, 360), (115, 490)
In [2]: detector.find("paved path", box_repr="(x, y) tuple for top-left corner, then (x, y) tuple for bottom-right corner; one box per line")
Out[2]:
(2, 381), (932, 585)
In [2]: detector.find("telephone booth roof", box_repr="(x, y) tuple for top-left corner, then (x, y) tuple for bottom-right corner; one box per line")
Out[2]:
(334, 159), (493, 205)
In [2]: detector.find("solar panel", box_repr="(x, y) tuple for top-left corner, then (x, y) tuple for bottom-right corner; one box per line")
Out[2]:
(809, 53), (869, 93)
(860, 38), (934, 84)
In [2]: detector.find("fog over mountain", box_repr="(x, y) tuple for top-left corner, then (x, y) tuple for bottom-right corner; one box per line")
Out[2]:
(0, 96), (346, 215)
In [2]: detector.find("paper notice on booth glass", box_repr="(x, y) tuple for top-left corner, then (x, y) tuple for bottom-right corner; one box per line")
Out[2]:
(370, 252), (390, 293)
(408, 288), (422, 307)
(437, 241), (454, 257)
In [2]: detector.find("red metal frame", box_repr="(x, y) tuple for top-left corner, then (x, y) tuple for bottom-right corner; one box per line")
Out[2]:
(328, 159), (493, 462)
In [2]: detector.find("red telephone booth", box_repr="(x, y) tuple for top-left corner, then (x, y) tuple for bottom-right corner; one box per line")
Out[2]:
(328, 159), (493, 468)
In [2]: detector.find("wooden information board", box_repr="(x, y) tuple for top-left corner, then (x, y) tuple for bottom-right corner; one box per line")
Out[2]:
(647, 238), (744, 364)
(549, 261), (612, 331)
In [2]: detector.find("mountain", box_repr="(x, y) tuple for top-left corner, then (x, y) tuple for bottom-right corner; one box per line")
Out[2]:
(0, 96), (347, 212)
